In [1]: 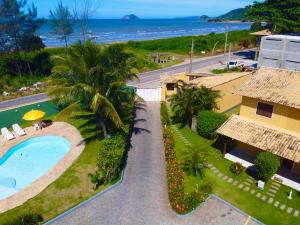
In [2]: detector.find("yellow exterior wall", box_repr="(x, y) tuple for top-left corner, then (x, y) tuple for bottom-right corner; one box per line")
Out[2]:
(214, 75), (250, 112)
(161, 73), (250, 113)
(161, 72), (189, 101)
(240, 96), (300, 135)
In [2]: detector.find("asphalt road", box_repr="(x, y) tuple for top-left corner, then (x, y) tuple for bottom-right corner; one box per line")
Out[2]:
(0, 49), (254, 110)
(0, 93), (49, 111)
(128, 49), (255, 88)
(45, 102), (261, 225)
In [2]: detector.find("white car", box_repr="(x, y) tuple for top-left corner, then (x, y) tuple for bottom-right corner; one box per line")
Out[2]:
(227, 60), (244, 69)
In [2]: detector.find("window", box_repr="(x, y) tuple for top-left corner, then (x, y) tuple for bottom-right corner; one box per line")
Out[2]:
(166, 83), (175, 91)
(256, 102), (273, 118)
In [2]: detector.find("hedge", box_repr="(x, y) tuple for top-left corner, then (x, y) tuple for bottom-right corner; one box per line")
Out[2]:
(196, 111), (227, 139)
(160, 102), (171, 126)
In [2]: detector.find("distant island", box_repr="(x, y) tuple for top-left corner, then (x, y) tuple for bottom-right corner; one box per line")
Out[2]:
(173, 8), (249, 22)
(208, 8), (249, 22)
(122, 14), (140, 20)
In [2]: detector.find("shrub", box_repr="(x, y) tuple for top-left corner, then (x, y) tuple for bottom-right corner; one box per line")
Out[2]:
(196, 111), (227, 139)
(212, 67), (242, 74)
(230, 162), (245, 175)
(255, 152), (280, 182)
(2, 213), (43, 225)
(199, 183), (213, 194)
(90, 135), (126, 186)
(160, 102), (170, 125)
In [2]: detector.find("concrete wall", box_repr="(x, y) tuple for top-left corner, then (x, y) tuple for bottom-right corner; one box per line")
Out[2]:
(259, 35), (300, 71)
(240, 96), (300, 135)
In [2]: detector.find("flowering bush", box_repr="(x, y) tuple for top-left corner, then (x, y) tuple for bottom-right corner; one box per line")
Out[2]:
(163, 127), (187, 213)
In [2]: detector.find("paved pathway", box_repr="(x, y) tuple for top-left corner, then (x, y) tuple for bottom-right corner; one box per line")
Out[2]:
(46, 102), (262, 225)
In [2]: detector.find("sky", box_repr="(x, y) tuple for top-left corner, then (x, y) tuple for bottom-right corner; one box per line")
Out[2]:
(30, 0), (255, 19)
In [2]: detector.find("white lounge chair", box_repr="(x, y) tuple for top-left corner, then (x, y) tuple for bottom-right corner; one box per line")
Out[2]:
(1, 127), (15, 140)
(12, 124), (26, 136)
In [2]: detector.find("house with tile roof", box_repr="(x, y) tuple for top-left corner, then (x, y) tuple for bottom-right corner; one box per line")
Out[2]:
(160, 72), (251, 112)
(217, 66), (300, 190)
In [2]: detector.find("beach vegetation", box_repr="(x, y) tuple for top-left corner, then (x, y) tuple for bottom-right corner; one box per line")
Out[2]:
(125, 30), (256, 55)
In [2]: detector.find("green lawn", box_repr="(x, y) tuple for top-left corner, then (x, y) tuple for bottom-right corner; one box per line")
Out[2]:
(0, 112), (115, 224)
(172, 124), (300, 225)
(0, 101), (59, 128)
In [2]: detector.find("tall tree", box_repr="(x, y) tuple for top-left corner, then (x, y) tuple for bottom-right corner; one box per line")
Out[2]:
(72, 0), (101, 41)
(247, 0), (300, 34)
(49, 2), (74, 47)
(0, 0), (41, 52)
(49, 41), (137, 137)
(171, 81), (220, 128)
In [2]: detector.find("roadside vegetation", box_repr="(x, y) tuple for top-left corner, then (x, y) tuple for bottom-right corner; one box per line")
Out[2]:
(211, 67), (242, 74)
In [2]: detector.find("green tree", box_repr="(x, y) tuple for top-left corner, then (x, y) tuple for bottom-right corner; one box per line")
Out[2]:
(0, 0), (42, 52)
(19, 34), (45, 52)
(255, 152), (280, 182)
(250, 21), (265, 32)
(0, 0), (42, 76)
(49, 41), (136, 137)
(170, 81), (220, 128)
(247, 0), (300, 34)
(49, 1), (74, 47)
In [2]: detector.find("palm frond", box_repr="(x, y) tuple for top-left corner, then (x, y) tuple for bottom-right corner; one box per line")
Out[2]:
(92, 93), (124, 129)
(55, 101), (82, 120)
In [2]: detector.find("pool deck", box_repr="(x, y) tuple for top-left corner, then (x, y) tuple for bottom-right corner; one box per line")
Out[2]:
(0, 122), (85, 213)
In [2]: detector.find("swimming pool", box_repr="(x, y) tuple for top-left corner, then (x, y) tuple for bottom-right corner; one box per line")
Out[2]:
(0, 136), (71, 200)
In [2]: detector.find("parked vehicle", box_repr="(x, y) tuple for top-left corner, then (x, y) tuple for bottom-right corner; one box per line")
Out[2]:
(227, 60), (244, 69)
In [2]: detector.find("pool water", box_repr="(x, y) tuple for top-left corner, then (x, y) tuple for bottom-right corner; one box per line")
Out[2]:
(0, 136), (71, 200)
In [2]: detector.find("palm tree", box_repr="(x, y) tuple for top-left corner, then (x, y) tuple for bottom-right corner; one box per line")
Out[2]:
(170, 80), (220, 128)
(48, 41), (137, 137)
(181, 148), (206, 177)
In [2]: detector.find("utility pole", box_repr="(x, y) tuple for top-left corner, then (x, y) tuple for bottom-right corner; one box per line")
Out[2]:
(189, 39), (194, 73)
(228, 43), (232, 62)
(224, 32), (228, 56)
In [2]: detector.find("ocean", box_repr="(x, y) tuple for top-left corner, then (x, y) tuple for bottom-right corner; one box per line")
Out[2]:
(37, 19), (252, 47)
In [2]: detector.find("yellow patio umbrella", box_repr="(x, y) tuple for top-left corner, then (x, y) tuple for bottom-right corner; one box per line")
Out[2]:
(23, 110), (46, 121)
